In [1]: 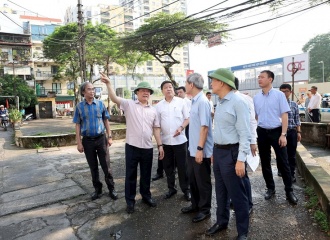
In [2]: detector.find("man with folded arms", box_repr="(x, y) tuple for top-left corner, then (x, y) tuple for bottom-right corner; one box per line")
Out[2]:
(206, 69), (251, 240)
(73, 81), (118, 201)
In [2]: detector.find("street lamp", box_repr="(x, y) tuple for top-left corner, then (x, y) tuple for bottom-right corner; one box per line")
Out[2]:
(318, 61), (325, 83)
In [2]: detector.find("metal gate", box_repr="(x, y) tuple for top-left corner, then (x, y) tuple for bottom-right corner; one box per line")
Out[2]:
(39, 101), (53, 118)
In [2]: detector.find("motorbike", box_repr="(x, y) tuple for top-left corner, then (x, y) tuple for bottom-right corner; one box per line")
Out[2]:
(1, 114), (9, 131)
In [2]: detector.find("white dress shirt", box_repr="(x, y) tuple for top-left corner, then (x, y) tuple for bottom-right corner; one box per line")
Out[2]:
(308, 92), (322, 110)
(236, 91), (257, 144)
(155, 96), (189, 145)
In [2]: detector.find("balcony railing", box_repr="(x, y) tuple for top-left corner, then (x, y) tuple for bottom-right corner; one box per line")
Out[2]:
(36, 88), (62, 97)
(35, 71), (55, 80)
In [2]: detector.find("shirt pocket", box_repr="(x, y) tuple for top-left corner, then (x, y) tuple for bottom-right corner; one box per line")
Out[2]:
(220, 109), (236, 126)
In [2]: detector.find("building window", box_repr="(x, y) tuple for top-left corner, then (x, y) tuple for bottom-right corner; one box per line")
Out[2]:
(52, 83), (61, 94)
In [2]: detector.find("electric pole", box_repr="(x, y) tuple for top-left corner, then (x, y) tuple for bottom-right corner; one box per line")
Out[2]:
(291, 57), (299, 101)
(77, 0), (87, 83)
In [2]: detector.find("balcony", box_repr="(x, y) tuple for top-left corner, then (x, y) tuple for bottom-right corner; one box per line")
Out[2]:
(36, 88), (62, 97)
(35, 71), (55, 81)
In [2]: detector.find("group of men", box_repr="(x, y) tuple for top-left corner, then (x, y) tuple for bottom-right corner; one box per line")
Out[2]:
(73, 69), (304, 240)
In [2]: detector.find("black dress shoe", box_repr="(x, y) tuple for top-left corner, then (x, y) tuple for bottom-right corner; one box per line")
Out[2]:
(264, 189), (276, 200)
(126, 205), (134, 214)
(91, 190), (102, 200)
(192, 212), (211, 223)
(152, 173), (164, 181)
(236, 234), (248, 240)
(164, 189), (177, 199)
(109, 189), (118, 200)
(184, 191), (191, 201)
(181, 205), (198, 214)
(286, 192), (298, 205)
(142, 197), (157, 207)
(205, 223), (228, 236)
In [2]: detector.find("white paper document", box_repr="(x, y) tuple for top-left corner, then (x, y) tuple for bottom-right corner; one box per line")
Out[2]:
(246, 153), (260, 172)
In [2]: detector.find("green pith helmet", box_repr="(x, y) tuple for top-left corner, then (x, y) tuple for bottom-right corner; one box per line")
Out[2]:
(134, 81), (154, 95)
(208, 68), (236, 90)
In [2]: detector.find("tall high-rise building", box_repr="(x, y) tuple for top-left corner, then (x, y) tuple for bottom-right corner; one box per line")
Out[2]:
(64, 1), (189, 78)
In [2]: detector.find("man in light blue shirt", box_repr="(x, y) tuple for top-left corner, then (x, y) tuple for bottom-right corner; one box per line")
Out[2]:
(181, 73), (213, 224)
(254, 70), (297, 205)
(205, 68), (250, 240)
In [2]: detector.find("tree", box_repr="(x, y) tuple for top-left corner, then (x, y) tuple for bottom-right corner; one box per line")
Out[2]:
(302, 32), (330, 83)
(0, 74), (38, 109)
(120, 12), (227, 86)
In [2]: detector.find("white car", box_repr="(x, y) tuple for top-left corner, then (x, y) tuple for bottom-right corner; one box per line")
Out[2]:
(299, 107), (330, 122)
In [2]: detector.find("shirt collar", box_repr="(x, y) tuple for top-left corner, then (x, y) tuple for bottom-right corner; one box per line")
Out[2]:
(262, 87), (274, 96)
(134, 99), (151, 107)
(218, 90), (234, 102)
(83, 98), (96, 105)
(192, 91), (203, 103)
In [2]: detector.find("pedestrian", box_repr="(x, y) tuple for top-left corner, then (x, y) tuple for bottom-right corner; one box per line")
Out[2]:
(279, 84), (302, 183)
(100, 73), (164, 214)
(155, 81), (191, 201)
(181, 73), (213, 224)
(254, 70), (298, 205)
(304, 91), (312, 122)
(307, 86), (322, 123)
(176, 86), (191, 141)
(73, 82), (118, 201)
(205, 69), (251, 240)
(206, 91), (215, 117)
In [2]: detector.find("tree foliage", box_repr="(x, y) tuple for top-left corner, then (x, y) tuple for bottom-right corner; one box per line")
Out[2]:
(302, 32), (330, 83)
(120, 12), (227, 86)
(0, 75), (38, 109)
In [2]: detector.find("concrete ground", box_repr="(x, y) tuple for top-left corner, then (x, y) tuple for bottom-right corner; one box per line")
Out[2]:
(0, 119), (330, 239)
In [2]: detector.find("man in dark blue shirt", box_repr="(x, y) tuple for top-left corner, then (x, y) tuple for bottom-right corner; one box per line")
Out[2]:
(73, 82), (117, 201)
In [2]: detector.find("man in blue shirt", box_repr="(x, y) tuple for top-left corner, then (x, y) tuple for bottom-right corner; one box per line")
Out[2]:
(279, 84), (301, 182)
(205, 68), (251, 240)
(181, 73), (213, 224)
(73, 82), (117, 201)
(254, 70), (298, 205)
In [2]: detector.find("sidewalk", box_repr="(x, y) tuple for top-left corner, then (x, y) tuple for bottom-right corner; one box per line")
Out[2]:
(1, 119), (330, 239)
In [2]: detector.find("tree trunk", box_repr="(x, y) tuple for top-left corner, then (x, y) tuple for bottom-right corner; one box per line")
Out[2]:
(164, 66), (178, 87)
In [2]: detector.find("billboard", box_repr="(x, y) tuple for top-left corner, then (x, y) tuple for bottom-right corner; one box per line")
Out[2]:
(283, 53), (309, 82)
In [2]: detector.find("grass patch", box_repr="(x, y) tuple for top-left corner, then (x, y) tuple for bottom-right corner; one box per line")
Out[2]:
(34, 143), (43, 149)
(304, 187), (330, 234)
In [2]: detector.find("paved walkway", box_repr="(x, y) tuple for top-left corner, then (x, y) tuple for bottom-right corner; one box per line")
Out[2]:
(0, 120), (329, 239)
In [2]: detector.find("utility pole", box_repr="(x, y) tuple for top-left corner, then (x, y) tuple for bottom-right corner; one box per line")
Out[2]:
(291, 57), (299, 101)
(77, 0), (87, 83)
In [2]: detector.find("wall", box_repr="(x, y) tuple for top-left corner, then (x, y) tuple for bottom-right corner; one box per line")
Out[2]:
(301, 122), (330, 147)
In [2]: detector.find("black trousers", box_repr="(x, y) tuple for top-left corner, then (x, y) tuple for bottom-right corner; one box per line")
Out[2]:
(213, 145), (249, 236)
(311, 109), (321, 123)
(187, 156), (212, 214)
(257, 127), (293, 193)
(287, 129), (298, 176)
(125, 144), (153, 206)
(162, 143), (189, 193)
(82, 135), (115, 192)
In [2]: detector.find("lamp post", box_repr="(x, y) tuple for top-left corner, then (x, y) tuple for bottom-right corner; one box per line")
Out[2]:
(318, 61), (325, 83)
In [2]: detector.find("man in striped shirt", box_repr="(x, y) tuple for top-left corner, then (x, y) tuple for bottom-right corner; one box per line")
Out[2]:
(73, 82), (117, 201)
(279, 84), (301, 183)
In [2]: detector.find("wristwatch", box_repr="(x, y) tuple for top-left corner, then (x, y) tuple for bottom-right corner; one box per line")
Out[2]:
(197, 146), (204, 151)
(281, 133), (287, 137)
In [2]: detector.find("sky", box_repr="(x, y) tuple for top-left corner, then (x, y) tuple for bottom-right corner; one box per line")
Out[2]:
(3, 0), (330, 80)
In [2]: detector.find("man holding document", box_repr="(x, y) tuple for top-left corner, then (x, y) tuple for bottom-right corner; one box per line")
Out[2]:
(206, 68), (251, 240)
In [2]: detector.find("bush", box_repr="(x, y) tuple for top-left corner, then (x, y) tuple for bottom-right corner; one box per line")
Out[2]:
(8, 109), (22, 122)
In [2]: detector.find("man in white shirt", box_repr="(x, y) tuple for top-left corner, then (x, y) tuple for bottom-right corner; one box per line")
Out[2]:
(176, 86), (191, 141)
(307, 86), (322, 123)
(206, 92), (215, 118)
(155, 81), (191, 201)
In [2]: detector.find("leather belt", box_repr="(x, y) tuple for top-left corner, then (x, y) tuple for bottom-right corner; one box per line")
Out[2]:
(214, 143), (239, 150)
(257, 126), (281, 133)
(83, 133), (104, 140)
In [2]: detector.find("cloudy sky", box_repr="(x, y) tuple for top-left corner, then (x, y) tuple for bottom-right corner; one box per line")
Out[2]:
(4, 0), (330, 79)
